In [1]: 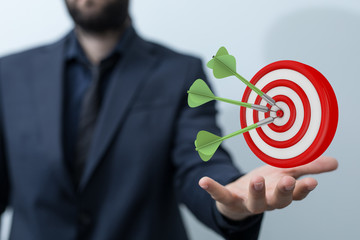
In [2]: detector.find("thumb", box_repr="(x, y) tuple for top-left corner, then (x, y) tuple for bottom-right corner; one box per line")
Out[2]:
(199, 177), (234, 205)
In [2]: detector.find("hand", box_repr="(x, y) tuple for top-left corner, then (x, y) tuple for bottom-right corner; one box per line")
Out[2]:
(199, 155), (338, 221)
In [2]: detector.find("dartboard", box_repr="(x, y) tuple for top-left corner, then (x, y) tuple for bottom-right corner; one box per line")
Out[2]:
(240, 60), (338, 168)
(189, 47), (338, 168)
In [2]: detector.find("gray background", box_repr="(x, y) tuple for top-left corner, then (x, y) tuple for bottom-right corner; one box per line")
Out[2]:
(1, 0), (359, 239)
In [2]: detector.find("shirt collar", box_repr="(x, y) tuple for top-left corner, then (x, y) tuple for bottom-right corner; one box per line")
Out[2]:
(65, 25), (136, 65)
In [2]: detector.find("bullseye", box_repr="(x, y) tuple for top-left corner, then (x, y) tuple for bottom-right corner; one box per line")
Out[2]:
(276, 110), (284, 118)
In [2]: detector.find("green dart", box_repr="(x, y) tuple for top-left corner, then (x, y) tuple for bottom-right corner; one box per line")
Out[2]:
(207, 46), (277, 107)
(195, 117), (274, 161)
(187, 79), (269, 112)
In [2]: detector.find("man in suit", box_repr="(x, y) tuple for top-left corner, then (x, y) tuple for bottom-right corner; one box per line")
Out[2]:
(0, 0), (338, 239)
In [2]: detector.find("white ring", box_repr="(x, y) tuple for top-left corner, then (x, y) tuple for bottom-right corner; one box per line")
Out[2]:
(245, 69), (321, 159)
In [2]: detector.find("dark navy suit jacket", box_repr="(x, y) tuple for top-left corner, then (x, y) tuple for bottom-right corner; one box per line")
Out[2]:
(0, 29), (262, 240)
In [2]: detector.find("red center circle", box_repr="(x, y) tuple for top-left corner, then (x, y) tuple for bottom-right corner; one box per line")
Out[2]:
(276, 110), (284, 118)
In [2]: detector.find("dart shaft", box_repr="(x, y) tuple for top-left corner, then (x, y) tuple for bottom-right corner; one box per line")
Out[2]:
(214, 96), (251, 108)
(257, 117), (275, 126)
(250, 104), (269, 113)
(234, 71), (276, 106)
(195, 117), (274, 151)
(233, 72), (264, 97)
(188, 91), (269, 112)
(261, 93), (276, 106)
(221, 123), (258, 141)
(215, 96), (269, 112)
(221, 117), (274, 141)
(188, 90), (251, 108)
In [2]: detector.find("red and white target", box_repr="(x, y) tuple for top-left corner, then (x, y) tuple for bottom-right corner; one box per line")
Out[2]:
(240, 61), (338, 168)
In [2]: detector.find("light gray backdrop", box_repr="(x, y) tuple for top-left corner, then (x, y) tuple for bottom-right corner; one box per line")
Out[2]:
(1, 0), (359, 239)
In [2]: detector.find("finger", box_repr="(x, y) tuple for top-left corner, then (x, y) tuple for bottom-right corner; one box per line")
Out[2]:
(199, 177), (234, 205)
(269, 176), (296, 209)
(290, 156), (338, 179)
(246, 176), (267, 214)
(293, 177), (318, 201)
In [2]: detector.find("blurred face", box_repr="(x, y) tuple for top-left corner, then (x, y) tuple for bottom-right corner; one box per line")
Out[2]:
(65, 0), (129, 33)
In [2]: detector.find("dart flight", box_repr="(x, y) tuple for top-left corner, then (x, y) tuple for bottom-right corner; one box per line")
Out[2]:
(207, 47), (277, 107)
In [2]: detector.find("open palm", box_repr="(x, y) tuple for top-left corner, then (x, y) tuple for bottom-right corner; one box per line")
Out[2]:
(199, 155), (338, 220)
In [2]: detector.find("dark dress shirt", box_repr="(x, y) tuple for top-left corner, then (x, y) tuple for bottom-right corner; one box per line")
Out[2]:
(63, 27), (134, 175)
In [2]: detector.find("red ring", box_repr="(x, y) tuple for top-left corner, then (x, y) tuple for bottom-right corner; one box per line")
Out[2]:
(264, 95), (296, 133)
(252, 80), (311, 148)
(240, 60), (338, 168)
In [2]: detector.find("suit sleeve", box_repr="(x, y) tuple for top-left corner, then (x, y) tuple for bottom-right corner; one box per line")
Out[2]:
(171, 58), (263, 239)
(0, 59), (10, 216)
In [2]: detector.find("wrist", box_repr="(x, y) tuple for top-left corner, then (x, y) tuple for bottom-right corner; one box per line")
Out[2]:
(216, 201), (254, 221)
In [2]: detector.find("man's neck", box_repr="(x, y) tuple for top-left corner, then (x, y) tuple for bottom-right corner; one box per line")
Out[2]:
(75, 23), (128, 66)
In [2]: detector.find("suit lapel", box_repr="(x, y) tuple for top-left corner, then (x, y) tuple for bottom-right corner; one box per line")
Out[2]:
(79, 34), (157, 190)
(32, 37), (75, 192)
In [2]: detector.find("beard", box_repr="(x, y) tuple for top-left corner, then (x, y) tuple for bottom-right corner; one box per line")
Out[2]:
(65, 0), (129, 34)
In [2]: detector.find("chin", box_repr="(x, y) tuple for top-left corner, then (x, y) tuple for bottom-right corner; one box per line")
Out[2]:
(66, 0), (129, 33)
